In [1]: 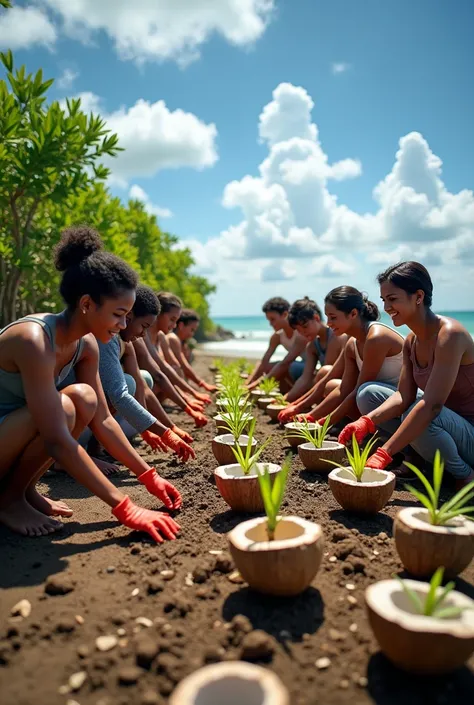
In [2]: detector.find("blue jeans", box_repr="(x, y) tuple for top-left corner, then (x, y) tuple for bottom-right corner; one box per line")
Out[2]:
(356, 382), (474, 480)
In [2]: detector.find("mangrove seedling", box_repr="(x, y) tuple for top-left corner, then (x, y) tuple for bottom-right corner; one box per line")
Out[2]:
(327, 433), (379, 482)
(404, 450), (474, 526)
(395, 567), (467, 619)
(286, 416), (332, 449)
(258, 377), (279, 395)
(271, 393), (289, 407)
(257, 454), (292, 540)
(230, 419), (272, 475)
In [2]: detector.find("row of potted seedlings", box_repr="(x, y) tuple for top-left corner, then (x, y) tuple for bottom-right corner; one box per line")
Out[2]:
(175, 361), (474, 704)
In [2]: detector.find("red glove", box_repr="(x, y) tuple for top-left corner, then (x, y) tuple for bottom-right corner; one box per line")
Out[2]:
(186, 398), (205, 412)
(184, 406), (208, 428)
(112, 496), (180, 543)
(199, 380), (217, 393)
(317, 417), (327, 426)
(162, 429), (196, 461)
(338, 416), (376, 446)
(141, 430), (168, 452)
(171, 425), (194, 444)
(194, 391), (212, 405)
(365, 448), (393, 470)
(278, 405), (298, 423)
(138, 468), (182, 509)
(295, 413), (316, 423)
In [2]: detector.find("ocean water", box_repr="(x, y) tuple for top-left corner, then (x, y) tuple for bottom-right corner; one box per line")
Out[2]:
(201, 311), (474, 360)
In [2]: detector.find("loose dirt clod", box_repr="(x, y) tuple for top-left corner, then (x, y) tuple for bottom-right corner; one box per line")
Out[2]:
(240, 630), (275, 661)
(118, 666), (143, 685)
(44, 576), (74, 595)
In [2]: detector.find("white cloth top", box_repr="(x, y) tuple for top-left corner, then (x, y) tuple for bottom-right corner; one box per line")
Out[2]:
(277, 328), (295, 352)
(353, 322), (403, 387)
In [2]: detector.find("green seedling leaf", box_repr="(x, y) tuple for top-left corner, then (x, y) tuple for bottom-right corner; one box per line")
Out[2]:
(257, 454), (292, 540)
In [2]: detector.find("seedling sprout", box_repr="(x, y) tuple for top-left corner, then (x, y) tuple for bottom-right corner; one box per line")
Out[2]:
(326, 433), (379, 482)
(257, 454), (292, 540)
(395, 567), (468, 619)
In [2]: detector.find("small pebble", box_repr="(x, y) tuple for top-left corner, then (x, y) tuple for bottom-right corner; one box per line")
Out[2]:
(135, 617), (153, 628)
(184, 573), (194, 587)
(160, 570), (175, 580)
(347, 595), (358, 605)
(328, 556), (337, 563)
(373, 550), (379, 556)
(67, 700), (81, 705)
(358, 676), (368, 688)
(106, 566), (116, 574)
(117, 628), (126, 637)
(69, 672), (87, 691)
(339, 679), (350, 689)
(58, 685), (70, 695)
(131, 588), (139, 597)
(75, 615), (84, 625)
(118, 666), (142, 686)
(11, 599), (31, 618)
(315, 657), (331, 669)
(349, 623), (358, 633)
(227, 570), (244, 584)
(345, 583), (356, 591)
(208, 550), (223, 555)
(96, 635), (118, 652)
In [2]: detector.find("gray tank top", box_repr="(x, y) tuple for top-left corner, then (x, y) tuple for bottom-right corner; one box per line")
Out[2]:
(0, 314), (84, 416)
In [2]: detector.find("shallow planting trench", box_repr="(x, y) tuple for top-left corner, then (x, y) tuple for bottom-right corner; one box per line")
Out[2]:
(0, 354), (473, 705)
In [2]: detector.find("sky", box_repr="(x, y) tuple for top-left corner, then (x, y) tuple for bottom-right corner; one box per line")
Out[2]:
(2, 0), (474, 316)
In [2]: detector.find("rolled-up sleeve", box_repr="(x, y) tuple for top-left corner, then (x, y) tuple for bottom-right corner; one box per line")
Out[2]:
(98, 337), (156, 433)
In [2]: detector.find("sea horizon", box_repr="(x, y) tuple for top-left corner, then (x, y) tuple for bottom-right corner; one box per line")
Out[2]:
(201, 311), (474, 359)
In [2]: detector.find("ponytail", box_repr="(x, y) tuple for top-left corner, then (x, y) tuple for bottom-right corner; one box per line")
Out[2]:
(325, 286), (380, 322)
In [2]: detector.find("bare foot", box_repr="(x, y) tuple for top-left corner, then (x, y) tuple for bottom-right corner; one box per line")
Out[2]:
(25, 486), (73, 517)
(0, 498), (62, 536)
(51, 456), (120, 476)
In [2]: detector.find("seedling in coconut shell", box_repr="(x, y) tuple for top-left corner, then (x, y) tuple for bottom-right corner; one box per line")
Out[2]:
(394, 450), (474, 578)
(257, 454), (292, 540)
(271, 393), (288, 407)
(404, 450), (474, 526)
(395, 567), (467, 619)
(327, 433), (379, 481)
(258, 377), (279, 395)
(286, 416), (331, 449)
(230, 419), (272, 475)
(291, 417), (346, 472)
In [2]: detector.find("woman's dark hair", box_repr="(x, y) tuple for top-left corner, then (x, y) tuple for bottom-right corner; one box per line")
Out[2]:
(325, 286), (379, 322)
(288, 297), (323, 327)
(157, 291), (182, 313)
(54, 226), (138, 308)
(377, 261), (433, 308)
(178, 308), (200, 326)
(262, 297), (290, 315)
(133, 285), (161, 318)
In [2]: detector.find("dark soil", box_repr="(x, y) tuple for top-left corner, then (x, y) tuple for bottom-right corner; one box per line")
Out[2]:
(1, 353), (473, 705)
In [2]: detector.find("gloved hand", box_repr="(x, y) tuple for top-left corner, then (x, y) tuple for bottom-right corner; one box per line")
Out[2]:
(184, 406), (208, 428)
(194, 391), (212, 405)
(162, 429), (196, 460)
(365, 448), (393, 470)
(186, 398), (206, 412)
(138, 468), (182, 509)
(112, 496), (181, 543)
(295, 413), (316, 423)
(317, 417), (327, 426)
(199, 380), (217, 393)
(277, 405), (298, 423)
(171, 425), (194, 444)
(338, 416), (376, 446)
(141, 430), (169, 452)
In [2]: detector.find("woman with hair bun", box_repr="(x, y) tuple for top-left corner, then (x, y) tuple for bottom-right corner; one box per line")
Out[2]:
(344, 262), (474, 487)
(295, 285), (404, 427)
(0, 226), (181, 542)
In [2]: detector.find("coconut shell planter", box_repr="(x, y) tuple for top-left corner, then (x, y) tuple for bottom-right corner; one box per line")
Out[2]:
(366, 578), (474, 674)
(216, 398), (251, 414)
(257, 396), (275, 411)
(214, 462), (281, 513)
(214, 413), (254, 435)
(297, 441), (346, 473)
(228, 515), (324, 596)
(284, 422), (319, 448)
(169, 661), (290, 705)
(394, 506), (474, 579)
(328, 467), (396, 513)
(250, 389), (266, 402)
(212, 434), (258, 467)
(266, 403), (287, 422)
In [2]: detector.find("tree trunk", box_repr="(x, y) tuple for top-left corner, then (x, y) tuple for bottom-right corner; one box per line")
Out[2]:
(0, 264), (22, 327)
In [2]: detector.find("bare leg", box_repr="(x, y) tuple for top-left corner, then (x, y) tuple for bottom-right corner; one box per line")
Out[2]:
(0, 384), (97, 536)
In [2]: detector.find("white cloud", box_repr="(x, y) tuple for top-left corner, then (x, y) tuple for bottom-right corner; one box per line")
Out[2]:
(66, 92), (218, 186)
(182, 82), (474, 304)
(57, 68), (79, 90)
(0, 6), (56, 50)
(331, 62), (351, 74)
(40, 0), (274, 66)
(129, 184), (173, 219)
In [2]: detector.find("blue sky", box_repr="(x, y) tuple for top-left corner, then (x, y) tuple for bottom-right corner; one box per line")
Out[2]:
(3, 0), (474, 315)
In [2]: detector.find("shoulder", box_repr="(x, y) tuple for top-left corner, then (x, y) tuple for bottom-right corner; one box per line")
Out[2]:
(366, 323), (397, 342)
(269, 331), (280, 346)
(436, 318), (467, 350)
(81, 333), (100, 359)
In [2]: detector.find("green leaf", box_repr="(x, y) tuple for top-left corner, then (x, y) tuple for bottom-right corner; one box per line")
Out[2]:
(395, 575), (424, 614)
(424, 567), (444, 615)
(403, 461), (438, 508)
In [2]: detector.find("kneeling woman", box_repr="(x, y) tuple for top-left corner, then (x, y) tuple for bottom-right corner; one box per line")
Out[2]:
(340, 262), (474, 487)
(297, 287), (404, 426)
(0, 227), (181, 541)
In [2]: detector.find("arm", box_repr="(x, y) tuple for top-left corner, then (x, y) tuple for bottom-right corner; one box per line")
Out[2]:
(266, 334), (308, 382)
(158, 330), (182, 369)
(122, 341), (147, 408)
(319, 333), (396, 425)
(247, 334), (280, 386)
(168, 333), (207, 387)
(148, 334), (207, 400)
(325, 332), (347, 365)
(134, 337), (187, 410)
(289, 348), (346, 410)
(285, 343), (318, 401)
(381, 331), (466, 457)
(310, 341), (359, 421)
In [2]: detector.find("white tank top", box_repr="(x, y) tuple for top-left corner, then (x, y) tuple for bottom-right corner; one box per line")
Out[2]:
(353, 322), (403, 387)
(278, 328), (295, 352)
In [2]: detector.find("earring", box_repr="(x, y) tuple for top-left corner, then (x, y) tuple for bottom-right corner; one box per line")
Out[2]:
(82, 309), (86, 314)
